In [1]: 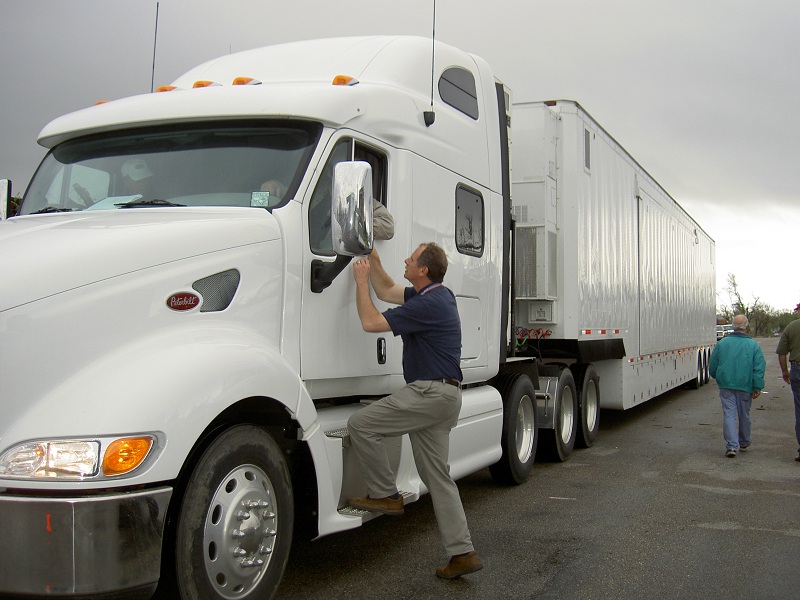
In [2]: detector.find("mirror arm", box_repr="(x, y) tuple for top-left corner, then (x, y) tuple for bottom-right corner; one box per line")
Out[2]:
(0, 179), (11, 221)
(310, 255), (353, 293)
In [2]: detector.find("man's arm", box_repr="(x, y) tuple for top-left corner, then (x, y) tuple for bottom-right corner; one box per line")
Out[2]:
(779, 353), (790, 384)
(353, 259), (392, 333)
(751, 346), (766, 398)
(709, 346), (718, 379)
(368, 247), (405, 305)
(371, 199), (394, 241)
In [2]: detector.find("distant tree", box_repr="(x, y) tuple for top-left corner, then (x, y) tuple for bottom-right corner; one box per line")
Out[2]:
(720, 272), (795, 336)
(772, 309), (797, 335)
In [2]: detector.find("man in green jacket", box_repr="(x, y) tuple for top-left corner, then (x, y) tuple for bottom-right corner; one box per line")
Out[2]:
(709, 314), (766, 457)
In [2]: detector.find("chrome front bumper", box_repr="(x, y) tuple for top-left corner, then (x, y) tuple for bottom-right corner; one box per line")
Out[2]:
(0, 486), (172, 597)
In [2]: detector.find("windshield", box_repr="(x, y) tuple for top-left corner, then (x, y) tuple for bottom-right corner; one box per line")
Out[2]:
(20, 121), (321, 215)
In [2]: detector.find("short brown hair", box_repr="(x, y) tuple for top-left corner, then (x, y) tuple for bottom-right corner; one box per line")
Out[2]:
(417, 242), (448, 282)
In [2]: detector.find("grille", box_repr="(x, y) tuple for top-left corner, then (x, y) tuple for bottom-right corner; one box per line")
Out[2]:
(192, 269), (241, 312)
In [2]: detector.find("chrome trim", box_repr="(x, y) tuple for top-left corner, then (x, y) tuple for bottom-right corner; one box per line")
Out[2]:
(0, 486), (172, 596)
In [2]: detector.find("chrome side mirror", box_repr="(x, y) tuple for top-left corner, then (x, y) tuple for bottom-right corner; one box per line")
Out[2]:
(332, 162), (373, 256)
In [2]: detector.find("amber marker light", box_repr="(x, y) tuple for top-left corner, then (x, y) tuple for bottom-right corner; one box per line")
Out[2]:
(232, 77), (261, 85)
(156, 85), (177, 93)
(102, 437), (154, 476)
(193, 80), (221, 88)
(332, 75), (358, 86)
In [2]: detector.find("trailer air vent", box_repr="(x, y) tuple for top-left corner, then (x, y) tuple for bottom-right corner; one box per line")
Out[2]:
(515, 226), (537, 297)
(192, 269), (241, 312)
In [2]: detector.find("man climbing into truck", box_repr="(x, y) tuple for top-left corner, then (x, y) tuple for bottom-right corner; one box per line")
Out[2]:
(347, 244), (484, 579)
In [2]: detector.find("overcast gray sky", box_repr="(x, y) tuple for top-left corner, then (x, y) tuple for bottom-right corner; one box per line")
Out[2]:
(2, 0), (798, 311)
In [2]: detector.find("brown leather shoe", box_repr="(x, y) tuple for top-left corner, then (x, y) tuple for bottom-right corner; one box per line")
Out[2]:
(347, 495), (404, 516)
(435, 551), (483, 579)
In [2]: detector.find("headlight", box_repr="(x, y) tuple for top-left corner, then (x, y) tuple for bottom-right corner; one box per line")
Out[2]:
(0, 440), (100, 478)
(0, 436), (155, 480)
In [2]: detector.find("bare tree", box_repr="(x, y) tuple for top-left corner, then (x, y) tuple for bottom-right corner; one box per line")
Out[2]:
(722, 272), (775, 336)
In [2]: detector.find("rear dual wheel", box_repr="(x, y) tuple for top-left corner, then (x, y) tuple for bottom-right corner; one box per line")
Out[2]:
(489, 373), (538, 485)
(573, 364), (600, 448)
(538, 367), (578, 462)
(687, 354), (704, 389)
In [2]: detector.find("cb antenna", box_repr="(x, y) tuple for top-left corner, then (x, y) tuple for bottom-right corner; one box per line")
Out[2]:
(423, 0), (436, 127)
(150, 2), (160, 93)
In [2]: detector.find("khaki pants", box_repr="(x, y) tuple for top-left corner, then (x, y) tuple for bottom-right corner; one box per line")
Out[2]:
(347, 380), (474, 556)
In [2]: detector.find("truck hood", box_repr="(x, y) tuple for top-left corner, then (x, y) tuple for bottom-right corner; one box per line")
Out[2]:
(0, 208), (280, 312)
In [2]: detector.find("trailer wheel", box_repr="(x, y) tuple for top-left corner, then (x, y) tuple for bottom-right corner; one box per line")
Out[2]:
(489, 372), (538, 485)
(702, 349), (710, 385)
(687, 354), (703, 389)
(572, 364), (600, 448)
(175, 425), (293, 600)
(538, 367), (577, 462)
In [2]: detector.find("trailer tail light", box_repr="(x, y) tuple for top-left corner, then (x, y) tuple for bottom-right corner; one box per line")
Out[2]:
(102, 437), (154, 476)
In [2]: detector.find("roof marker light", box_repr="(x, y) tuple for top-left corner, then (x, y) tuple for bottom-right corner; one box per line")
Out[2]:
(156, 85), (177, 93)
(332, 75), (359, 86)
(193, 80), (221, 88)
(232, 77), (262, 86)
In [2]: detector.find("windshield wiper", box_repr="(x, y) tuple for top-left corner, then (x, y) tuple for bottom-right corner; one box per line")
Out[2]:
(115, 199), (186, 208)
(32, 206), (74, 214)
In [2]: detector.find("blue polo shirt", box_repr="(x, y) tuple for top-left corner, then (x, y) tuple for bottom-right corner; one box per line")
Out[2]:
(383, 283), (462, 384)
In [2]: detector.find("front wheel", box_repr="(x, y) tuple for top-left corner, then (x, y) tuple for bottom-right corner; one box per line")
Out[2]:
(175, 425), (293, 600)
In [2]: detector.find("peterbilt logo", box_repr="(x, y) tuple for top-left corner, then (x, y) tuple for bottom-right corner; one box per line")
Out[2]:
(166, 292), (201, 311)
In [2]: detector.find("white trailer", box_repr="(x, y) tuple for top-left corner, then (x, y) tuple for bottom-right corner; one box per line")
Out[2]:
(0, 36), (714, 599)
(511, 100), (716, 413)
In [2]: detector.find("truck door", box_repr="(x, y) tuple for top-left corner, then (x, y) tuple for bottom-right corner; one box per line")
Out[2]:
(299, 136), (403, 397)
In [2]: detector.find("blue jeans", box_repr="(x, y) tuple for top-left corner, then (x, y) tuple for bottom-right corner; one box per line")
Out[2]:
(791, 364), (800, 455)
(719, 388), (752, 451)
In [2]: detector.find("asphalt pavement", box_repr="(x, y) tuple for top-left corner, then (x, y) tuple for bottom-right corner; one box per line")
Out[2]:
(275, 337), (799, 600)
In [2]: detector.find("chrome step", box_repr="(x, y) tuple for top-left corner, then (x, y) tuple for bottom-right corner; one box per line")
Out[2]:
(325, 427), (350, 447)
(338, 491), (414, 516)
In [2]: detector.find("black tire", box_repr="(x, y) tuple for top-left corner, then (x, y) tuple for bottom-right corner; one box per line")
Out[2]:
(538, 367), (577, 462)
(489, 372), (538, 485)
(572, 364), (600, 449)
(175, 425), (293, 600)
(702, 349), (710, 385)
(687, 354), (702, 389)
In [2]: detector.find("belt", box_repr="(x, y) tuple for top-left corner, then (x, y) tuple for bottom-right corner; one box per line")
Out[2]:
(437, 378), (462, 389)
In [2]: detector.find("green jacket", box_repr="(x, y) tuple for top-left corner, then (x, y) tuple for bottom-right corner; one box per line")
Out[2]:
(709, 332), (766, 393)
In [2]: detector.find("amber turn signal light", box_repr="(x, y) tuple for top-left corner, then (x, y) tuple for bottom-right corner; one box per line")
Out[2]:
(102, 437), (154, 476)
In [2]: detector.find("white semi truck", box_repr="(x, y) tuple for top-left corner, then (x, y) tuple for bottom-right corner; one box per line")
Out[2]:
(0, 36), (715, 599)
